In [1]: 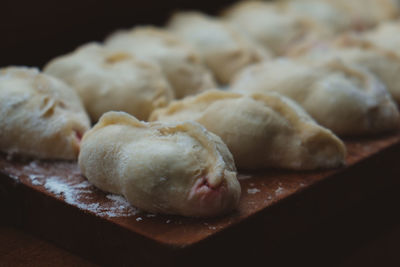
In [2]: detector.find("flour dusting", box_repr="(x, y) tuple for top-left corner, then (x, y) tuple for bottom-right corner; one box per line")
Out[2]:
(42, 175), (138, 218)
(44, 177), (70, 195)
(275, 187), (284, 195)
(2, 159), (139, 218)
(247, 188), (260, 194)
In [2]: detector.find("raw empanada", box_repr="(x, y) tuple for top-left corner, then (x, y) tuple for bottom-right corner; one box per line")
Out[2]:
(105, 26), (216, 98)
(317, 0), (400, 29)
(222, 1), (327, 56)
(363, 21), (400, 55)
(167, 12), (270, 84)
(0, 67), (90, 160)
(277, 0), (352, 34)
(288, 35), (400, 104)
(150, 90), (346, 170)
(78, 111), (241, 217)
(44, 43), (174, 122)
(231, 59), (400, 136)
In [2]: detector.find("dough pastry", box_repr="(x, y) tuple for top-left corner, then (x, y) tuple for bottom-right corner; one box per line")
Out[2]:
(231, 59), (400, 136)
(105, 26), (216, 98)
(288, 35), (400, 104)
(316, 0), (400, 30)
(222, 1), (327, 56)
(44, 43), (174, 122)
(167, 12), (271, 84)
(150, 90), (346, 170)
(0, 67), (90, 160)
(277, 0), (352, 34)
(78, 111), (241, 217)
(363, 21), (400, 55)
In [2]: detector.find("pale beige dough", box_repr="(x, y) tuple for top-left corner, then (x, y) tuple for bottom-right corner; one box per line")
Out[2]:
(277, 0), (353, 34)
(0, 67), (90, 160)
(78, 111), (241, 217)
(222, 1), (329, 56)
(288, 35), (400, 104)
(363, 21), (400, 55)
(231, 59), (400, 136)
(316, 0), (400, 29)
(105, 26), (216, 98)
(167, 11), (271, 84)
(150, 90), (346, 170)
(44, 43), (174, 122)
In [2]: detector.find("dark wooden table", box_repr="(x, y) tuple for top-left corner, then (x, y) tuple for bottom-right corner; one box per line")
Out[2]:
(0, 224), (96, 267)
(2, 187), (400, 267)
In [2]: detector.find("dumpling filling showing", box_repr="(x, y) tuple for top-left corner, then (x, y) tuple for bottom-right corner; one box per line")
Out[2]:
(78, 111), (241, 217)
(0, 67), (90, 160)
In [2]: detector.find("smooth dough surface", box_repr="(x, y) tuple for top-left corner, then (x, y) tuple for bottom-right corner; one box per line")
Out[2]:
(277, 0), (353, 35)
(231, 59), (400, 136)
(316, 0), (400, 29)
(105, 26), (216, 98)
(363, 21), (400, 55)
(150, 90), (346, 170)
(44, 43), (174, 121)
(0, 67), (90, 160)
(168, 12), (271, 84)
(222, 1), (328, 56)
(288, 35), (400, 104)
(78, 111), (241, 217)
(44, 43), (174, 122)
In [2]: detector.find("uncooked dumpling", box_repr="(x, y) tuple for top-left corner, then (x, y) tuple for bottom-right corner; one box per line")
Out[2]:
(44, 43), (174, 121)
(78, 111), (241, 217)
(44, 43), (174, 122)
(222, 1), (327, 56)
(150, 90), (346, 170)
(167, 11), (270, 84)
(363, 21), (400, 55)
(288, 35), (400, 104)
(0, 67), (90, 160)
(316, 0), (400, 29)
(231, 59), (400, 136)
(277, 0), (352, 35)
(105, 26), (216, 98)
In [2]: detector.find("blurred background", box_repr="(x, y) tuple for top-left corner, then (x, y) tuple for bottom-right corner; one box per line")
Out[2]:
(0, 0), (236, 67)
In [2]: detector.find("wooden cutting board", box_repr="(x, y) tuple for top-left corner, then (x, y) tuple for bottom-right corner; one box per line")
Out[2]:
(1, 132), (400, 266)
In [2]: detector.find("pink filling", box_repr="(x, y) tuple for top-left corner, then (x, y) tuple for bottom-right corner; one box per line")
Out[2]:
(189, 176), (227, 209)
(74, 130), (83, 142)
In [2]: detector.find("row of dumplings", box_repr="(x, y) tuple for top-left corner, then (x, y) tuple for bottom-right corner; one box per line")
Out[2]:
(1, 0), (400, 217)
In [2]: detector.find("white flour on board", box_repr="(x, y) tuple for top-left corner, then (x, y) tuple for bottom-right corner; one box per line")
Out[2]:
(42, 176), (139, 218)
(275, 186), (284, 195)
(247, 188), (260, 194)
(10, 160), (140, 218)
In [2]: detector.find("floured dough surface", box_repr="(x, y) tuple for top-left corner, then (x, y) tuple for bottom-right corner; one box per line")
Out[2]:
(288, 35), (400, 104)
(316, 0), (400, 29)
(150, 90), (346, 170)
(277, 0), (352, 35)
(0, 67), (90, 160)
(105, 26), (216, 98)
(223, 1), (328, 56)
(363, 21), (400, 55)
(168, 12), (270, 84)
(44, 43), (174, 122)
(79, 111), (241, 217)
(232, 59), (400, 136)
